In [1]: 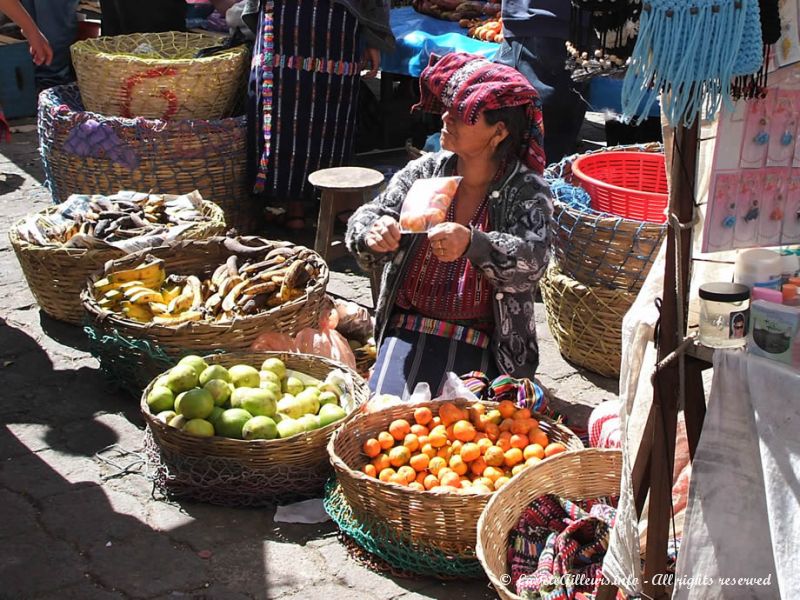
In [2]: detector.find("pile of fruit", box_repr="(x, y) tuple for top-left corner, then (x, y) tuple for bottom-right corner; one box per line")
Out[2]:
(412, 0), (499, 22)
(359, 401), (567, 493)
(466, 17), (503, 42)
(146, 355), (350, 440)
(15, 191), (208, 248)
(92, 244), (320, 324)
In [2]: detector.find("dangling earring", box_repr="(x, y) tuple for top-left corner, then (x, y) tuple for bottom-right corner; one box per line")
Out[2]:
(753, 117), (770, 145)
(722, 202), (737, 228)
(771, 194), (785, 221)
(745, 199), (760, 222)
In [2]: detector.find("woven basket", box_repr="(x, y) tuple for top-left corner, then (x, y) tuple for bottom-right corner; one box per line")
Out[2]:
(545, 144), (667, 293)
(38, 84), (257, 233)
(476, 449), (623, 600)
(328, 398), (583, 559)
(143, 351), (368, 505)
(82, 238), (329, 389)
(8, 201), (225, 325)
(540, 264), (636, 378)
(72, 32), (248, 120)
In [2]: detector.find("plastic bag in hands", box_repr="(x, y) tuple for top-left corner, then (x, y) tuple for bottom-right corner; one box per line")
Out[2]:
(433, 372), (480, 404)
(295, 308), (357, 370)
(398, 176), (462, 232)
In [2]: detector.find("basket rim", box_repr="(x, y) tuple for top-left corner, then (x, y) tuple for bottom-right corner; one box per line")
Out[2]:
(8, 199), (225, 254)
(80, 237), (329, 334)
(328, 399), (583, 499)
(571, 151), (668, 202)
(71, 33), (248, 65)
(141, 351), (367, 448)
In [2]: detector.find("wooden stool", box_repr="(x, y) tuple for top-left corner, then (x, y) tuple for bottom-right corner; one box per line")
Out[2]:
(309, 166), (385, 302)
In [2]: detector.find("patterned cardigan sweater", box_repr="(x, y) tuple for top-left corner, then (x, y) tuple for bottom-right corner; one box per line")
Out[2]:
(345, 151), (553, 379)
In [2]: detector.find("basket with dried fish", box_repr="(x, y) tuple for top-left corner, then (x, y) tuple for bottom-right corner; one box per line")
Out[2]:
(9, 191), (225, 325)
(81, 236), (329, 390)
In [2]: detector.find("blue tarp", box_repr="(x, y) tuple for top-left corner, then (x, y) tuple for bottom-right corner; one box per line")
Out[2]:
(381, 6), (499, 77)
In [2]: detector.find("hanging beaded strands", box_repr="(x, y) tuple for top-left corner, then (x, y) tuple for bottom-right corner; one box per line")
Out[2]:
(731, 0), (782, 100)
(621, 0), (767, 127)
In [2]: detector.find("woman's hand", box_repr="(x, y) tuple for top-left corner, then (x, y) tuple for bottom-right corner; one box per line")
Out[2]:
(428, 222), (471, 262)
(24, 27), (52, 66)
(365, 215), (401, 253)
(361, 46), (381, 78)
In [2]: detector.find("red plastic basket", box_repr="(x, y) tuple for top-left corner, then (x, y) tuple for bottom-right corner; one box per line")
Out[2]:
(571, 151), (668, 223)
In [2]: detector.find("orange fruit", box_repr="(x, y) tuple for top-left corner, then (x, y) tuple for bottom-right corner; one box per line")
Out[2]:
(512, 464), (526, 476)
(459, 479), (472, 489)
(529, 428), (549, 448)
(475, 476), (495, 489)
(498, 400), (516, 419)
(449, 455), (468, 476)
(430, 416), (442, 427)
(437, 446), (453, 460)
(440, 471), (462, 488)
(470, 456), (487, 476)
(423, 474), (439, 490)
(545, 442), (567, 457)
(362, 438), (381, 458)
(460, 442), (480, 462)
(484, 446), (505, 467)
(379, 467), (396, 482)
(397, 465), (417, 483)
(410, 424), (429, 437)
(486, 409), (503, 425)
(410, 453), (430, 472)
(378, 431), (395, 450)
(420, 443), (436, 459)
(474, 431), (487, 441)
(416, 471), (427, 485)
(511, 419), (533, 435)
(389, 473), (408, 486)
(483, 466), (503, 483)
(428, 456), (447, 476)
(445, 424), (456, 441)
(477, 438), (493, 454)
(496, 436), (512, 452)
(414, 406), (433, 425)
(504, 447), (523, 467)
(513, 408), (531, 420)
(499, 418), (515, 433)
(437, 467), (454, 481)
(451, 440), (463, 455)
(363, 464), (377, 477)
(483, 422), (500, 441)
(408, 481), (424, 491)
(439, 402), (467, 426)
(510, 434), (529, 449)
(494, 476), (511, 489)
(526, 417), (540, 431)
(372, 453), (391, 472)
(429, 430), (447, 448)
(389, 419), (411, 441)
(389, 445), (411, 467)
(523, 444), (545, 460)
(470, 402), (486, 422)
(471, 483), (493, 494)
(525, 456), (542, 467)
(417, 435), (429, 447)
(453, 420), (477, 442)
(403, 433), (420, 452)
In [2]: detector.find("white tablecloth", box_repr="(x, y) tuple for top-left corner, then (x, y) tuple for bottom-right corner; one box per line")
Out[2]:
(674, 350), (800, 599)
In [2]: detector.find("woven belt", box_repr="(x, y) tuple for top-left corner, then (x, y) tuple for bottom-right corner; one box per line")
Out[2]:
(390, 314), (491, 349)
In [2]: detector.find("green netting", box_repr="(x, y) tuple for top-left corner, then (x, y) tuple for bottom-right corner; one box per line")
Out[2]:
(323, 480), (486, 579)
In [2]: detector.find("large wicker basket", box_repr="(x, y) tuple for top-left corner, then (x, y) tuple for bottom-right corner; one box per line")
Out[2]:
(544, 144), (667, 293)
(8, 201), (225, 325)
(71, 32), (248, 120)
(328, 398), (583, 559)
(82, 237), (329, 389)
(477, 449), (623, 600)
(540, 264), (636, 378)
(38, 84), (257, 233)
(143, 351), (368, 505)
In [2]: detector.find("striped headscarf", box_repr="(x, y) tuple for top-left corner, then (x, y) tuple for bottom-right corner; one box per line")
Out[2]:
(414, 52), (546, 174)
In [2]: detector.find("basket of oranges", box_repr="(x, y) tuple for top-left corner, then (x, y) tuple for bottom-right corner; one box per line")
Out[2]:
(327, 398), (583, 559)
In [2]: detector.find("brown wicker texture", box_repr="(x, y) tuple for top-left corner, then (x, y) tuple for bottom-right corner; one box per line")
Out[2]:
(39, 84), (257, 234)
(71, 32), (248, 120)
(143, 351), (369, 504)
(8, 201), (225, 325)
(328, 398), (584, 558)
(82, 238), (329, 383)
(476, 449), (623, 600)
(540, 264), (636, 378)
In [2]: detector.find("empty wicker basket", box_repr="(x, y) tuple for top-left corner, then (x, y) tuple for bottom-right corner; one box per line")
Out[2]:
(476, 448), (623, 600)
(540, 264), (637, 378)
(71, 32), (249, 120)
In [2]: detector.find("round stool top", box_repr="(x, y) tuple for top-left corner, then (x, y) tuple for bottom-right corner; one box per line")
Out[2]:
(308, 166), (385, 192)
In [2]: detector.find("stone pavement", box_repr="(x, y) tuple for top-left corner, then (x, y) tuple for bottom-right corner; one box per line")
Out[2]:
(0, 128), (617, 600)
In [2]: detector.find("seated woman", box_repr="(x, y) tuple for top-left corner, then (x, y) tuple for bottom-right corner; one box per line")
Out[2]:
(346, 52), (553, 399)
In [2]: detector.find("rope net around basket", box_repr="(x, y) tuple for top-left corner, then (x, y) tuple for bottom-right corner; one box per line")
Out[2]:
(323, 481), (486, 579)
(144, 429), (330, 507)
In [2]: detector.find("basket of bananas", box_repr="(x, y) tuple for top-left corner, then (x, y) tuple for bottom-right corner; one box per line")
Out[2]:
(9, 191), (225, 325)
(81, 236), (328, 390)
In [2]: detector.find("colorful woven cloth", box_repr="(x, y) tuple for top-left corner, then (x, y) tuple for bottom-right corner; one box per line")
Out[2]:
(588, 401), (621, 450)
(413, 52), (546, 174)
(508, 494), (618, 600)
(459, 371), (546, 414)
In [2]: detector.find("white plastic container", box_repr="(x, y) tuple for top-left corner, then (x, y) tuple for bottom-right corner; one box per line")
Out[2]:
(734, 249), (783, 290)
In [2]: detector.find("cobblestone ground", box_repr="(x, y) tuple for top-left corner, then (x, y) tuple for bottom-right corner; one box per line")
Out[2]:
(0, 128), (617, 600)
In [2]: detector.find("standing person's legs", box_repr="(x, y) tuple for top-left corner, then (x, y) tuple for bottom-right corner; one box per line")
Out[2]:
(495, 36), (587, 164)
(22, 0), (79, 87)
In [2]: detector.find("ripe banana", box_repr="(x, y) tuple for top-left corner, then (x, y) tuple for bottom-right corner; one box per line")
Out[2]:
(153, 310), (202, 325)
(107, 258), (165, 286)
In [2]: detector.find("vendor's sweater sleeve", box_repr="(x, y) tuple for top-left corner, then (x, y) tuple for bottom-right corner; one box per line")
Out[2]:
(345, 152), (444, 271)
(464, 174), (552, 293)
